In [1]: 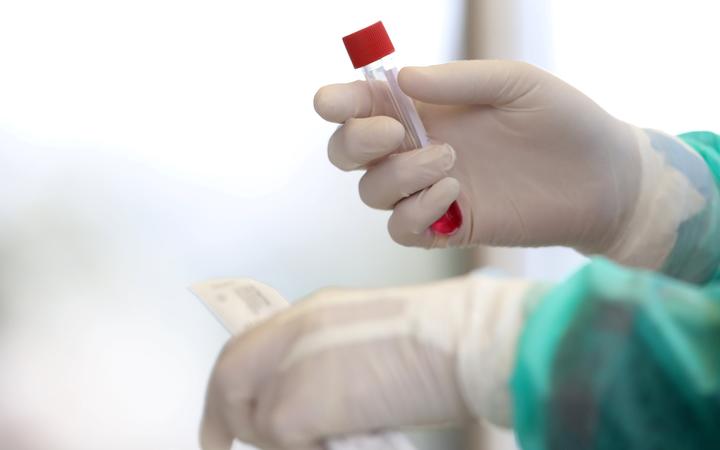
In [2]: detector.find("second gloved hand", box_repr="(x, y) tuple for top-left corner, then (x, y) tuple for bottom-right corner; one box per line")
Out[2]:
(200, 274), (548, 450)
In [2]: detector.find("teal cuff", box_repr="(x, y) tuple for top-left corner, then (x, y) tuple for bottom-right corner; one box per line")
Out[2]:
(658, 131), (720, 284)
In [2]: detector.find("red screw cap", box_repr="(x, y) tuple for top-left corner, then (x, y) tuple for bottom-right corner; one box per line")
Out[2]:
(342, 21), (395, 69)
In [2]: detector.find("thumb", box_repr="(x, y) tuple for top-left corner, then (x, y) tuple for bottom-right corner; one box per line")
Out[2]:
(398, 60), (544, 106)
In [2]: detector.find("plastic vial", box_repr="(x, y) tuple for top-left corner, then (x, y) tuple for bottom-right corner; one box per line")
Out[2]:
(342, 21), (462, 235)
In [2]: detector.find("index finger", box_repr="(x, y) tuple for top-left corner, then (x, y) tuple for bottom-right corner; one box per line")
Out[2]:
(314, 80), (395, 123)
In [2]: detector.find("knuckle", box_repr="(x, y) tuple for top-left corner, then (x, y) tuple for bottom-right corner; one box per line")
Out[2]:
(383, 154), (425, 195)
(263, 404), (303, 447)
(384, 154), (407, 180)
(363, 117), (404, 157)
(390, 158), (418, 190)
(344, 118), (373, 160)
(347, 117), (400, 164)
(376, 117), (405, 145)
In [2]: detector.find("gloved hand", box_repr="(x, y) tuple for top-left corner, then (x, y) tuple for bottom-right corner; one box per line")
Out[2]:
(314, 61), (709, 271)
(200, 274), (548, 450)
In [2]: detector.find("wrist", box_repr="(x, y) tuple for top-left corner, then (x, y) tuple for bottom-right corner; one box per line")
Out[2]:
(594, 127), (709, 272)
(455, 275), (551, 427)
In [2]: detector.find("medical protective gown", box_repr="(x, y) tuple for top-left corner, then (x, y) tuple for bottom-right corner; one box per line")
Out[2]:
(512, 132), (720, 450)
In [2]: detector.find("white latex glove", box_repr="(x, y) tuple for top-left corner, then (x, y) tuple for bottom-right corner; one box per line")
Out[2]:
(314, 61), (708, 270)
(314, 60), (639, 250)
(200, 274), (546, 450)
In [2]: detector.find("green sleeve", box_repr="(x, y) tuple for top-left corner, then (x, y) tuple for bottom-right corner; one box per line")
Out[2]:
(660, 131), (720, 283)
(680, 132), (720, 184)
(512, 258), (720, 450)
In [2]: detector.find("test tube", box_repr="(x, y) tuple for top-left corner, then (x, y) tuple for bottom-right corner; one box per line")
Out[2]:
(342, 21), (462, 235)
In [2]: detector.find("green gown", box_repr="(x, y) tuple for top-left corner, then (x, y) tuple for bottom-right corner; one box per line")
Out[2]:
(512, 131), (720, 450)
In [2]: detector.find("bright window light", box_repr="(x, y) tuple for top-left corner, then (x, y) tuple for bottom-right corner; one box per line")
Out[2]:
(550, 0), (719, 133)
(0, 0), (462, 197)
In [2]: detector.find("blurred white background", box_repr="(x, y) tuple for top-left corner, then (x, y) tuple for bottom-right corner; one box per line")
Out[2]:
(0, 1), (466, 449)
(1, 1), (719, 449)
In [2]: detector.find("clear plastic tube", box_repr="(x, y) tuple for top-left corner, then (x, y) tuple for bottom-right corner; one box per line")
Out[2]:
(358, 57), (462, 235)
(343, 21), (461, 235)
(361, 57), (429, 151)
